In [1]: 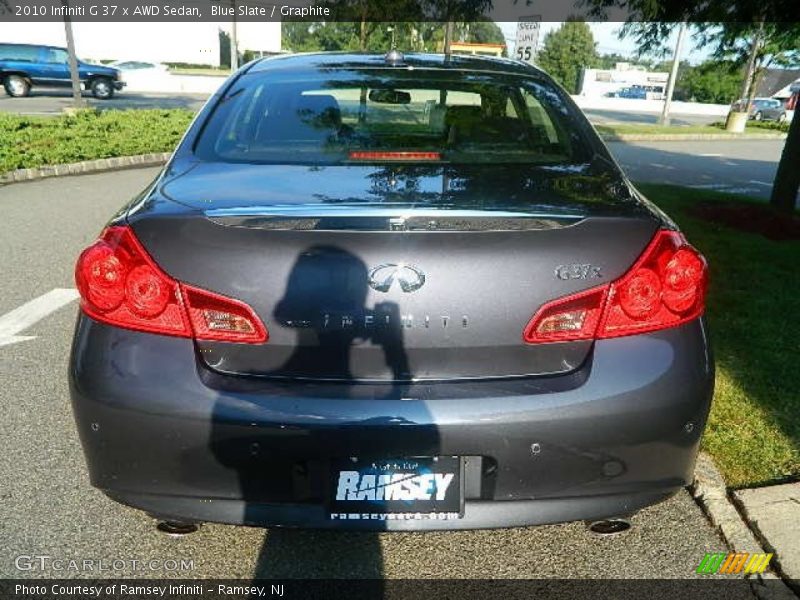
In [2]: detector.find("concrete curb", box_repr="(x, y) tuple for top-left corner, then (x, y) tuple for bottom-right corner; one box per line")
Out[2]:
(600, 133), (787, 142)
(0, 152), (171, 185)
(691, 453), (798, 599)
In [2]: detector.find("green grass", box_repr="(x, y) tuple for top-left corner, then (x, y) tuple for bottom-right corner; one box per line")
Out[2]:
(596, 122), (788, 136)
(637, 183), (800, 488)
(0, 109), (195, 173)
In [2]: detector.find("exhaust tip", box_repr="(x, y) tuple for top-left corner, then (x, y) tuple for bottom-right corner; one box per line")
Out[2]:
(156, 521), (199, 537)
(588, 518), (631, 536)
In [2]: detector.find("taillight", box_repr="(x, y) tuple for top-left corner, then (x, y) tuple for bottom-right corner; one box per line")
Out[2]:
(75, 226), (267, 343)
(523, 230), (707, 343)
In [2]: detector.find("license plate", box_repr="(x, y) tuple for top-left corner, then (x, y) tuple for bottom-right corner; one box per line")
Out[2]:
(328, 456), (464, 521)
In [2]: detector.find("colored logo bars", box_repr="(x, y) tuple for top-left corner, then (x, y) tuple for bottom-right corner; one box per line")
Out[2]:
(696, 552), (773, 575)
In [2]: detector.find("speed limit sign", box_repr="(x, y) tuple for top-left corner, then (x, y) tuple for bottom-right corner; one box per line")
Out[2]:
(515, 16), (541, 63)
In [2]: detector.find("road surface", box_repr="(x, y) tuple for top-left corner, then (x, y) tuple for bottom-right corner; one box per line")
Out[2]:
(0, 90), (209, 115)
(584, 109), (720, 126)
(608, 139), (784, 200)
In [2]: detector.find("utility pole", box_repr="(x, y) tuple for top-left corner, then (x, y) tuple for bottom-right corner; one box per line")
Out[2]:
(229, 0), (239, 71)
(62, 0), (83, 108)
(658, 22), (686, 126)
(742, 20), (765, 110)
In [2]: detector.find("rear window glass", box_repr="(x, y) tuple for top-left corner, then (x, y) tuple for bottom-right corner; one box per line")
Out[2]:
(194, 68), (591, 166)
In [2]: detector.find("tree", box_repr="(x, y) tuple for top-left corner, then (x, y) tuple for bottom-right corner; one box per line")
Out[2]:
(588, 8), (800, 212)
(218, 29), (231, 68)
(679, 60), (742, 104)
(317, 0), (426, 50)
(455, 19), (505, 44)
(695, 23), (800, 109)
(535, 20), (598, 94)
(595, 52), (636, 69)
(282, 12), (502, 55)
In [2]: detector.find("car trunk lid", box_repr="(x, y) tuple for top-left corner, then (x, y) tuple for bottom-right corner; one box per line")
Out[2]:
(129, 161), (660, 381)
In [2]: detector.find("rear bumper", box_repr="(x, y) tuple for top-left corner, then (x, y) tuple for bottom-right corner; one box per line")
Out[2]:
(69, 316), (713, 530)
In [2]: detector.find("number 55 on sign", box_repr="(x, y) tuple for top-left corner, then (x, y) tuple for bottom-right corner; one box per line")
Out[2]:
(515, 16), (541, 63)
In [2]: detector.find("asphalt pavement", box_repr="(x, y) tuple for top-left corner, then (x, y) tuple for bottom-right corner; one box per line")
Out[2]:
(607, 139), (785, 199)
(0, 167), (731, 580)
(0, 90), (209, 115)
(583, 109), (719, 126)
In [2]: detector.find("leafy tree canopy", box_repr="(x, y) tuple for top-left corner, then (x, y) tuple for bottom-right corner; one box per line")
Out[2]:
(535, 19), (598, 94)
(678, 59), (743, 104)
(282, 18), (503, 53)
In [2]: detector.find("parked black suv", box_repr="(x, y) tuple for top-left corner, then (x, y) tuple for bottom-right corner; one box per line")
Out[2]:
(0, 43), (124, 99)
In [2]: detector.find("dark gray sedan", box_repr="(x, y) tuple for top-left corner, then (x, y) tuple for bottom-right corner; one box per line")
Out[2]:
(750, 97), (787, 122)
(69, 52), (713, 530)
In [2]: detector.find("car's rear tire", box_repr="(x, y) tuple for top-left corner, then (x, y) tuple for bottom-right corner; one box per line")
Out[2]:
(90, 77), (114, 100)
(3, 75), (30, 98)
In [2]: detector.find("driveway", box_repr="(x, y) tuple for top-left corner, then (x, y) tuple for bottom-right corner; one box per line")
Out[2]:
(0, 90), (209, 115)
(608, 139), (785, 200)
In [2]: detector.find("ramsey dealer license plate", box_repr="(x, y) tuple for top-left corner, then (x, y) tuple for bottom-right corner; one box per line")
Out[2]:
(329, 456), (464, 521)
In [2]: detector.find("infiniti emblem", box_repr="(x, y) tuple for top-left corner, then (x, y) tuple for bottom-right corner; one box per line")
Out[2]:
(367, 263), (426, 293)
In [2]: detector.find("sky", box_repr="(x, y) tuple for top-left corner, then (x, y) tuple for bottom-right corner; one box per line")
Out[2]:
(498, 22), (715, 65)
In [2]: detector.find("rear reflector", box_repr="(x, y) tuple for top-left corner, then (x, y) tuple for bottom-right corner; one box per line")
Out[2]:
(181, 284), (267, 343)
(75, 226), (267, 343)
(523, 285), (608, 343)
(524, 230), (707, 343)
(349, 151), (441, 161)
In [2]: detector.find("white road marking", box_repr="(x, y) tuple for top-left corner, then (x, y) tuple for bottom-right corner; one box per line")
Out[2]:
(699, 153), (723, 157)
(748, 180), (773, 187)
(0, 288), (79, 348)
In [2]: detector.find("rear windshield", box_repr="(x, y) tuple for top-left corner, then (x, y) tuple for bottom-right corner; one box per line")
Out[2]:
(194, 67), (592, 166)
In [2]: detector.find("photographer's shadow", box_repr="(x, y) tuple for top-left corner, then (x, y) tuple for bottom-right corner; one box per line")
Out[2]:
(255, 245), (402, 579)
(210, 245), (423, 579)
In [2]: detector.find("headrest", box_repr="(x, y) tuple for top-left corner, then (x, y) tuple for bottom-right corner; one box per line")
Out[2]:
(295, 94), (342, 127)
(444, 105), (483, 126)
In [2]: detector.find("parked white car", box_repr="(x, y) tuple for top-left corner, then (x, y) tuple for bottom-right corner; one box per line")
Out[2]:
(107, 60), (171, 92)
(108, 60), (169, 74)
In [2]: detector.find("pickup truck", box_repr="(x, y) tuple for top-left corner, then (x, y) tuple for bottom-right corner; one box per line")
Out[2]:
(0, 43), (125, 99)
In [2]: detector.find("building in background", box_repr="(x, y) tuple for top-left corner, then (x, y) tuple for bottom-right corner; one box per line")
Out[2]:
(756, 69), (800, 109)
(449, 42), (505, 57)
(3, 22), (281, 66)
(579, 63), (668, 100)
(232, 22), (283, 60)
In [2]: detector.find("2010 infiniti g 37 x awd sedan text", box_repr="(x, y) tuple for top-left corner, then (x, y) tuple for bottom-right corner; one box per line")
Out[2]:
(69, 52), (713, 530)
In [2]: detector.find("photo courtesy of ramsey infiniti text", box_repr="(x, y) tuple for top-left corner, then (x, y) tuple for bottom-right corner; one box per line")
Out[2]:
(69, 52), (713, 530)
